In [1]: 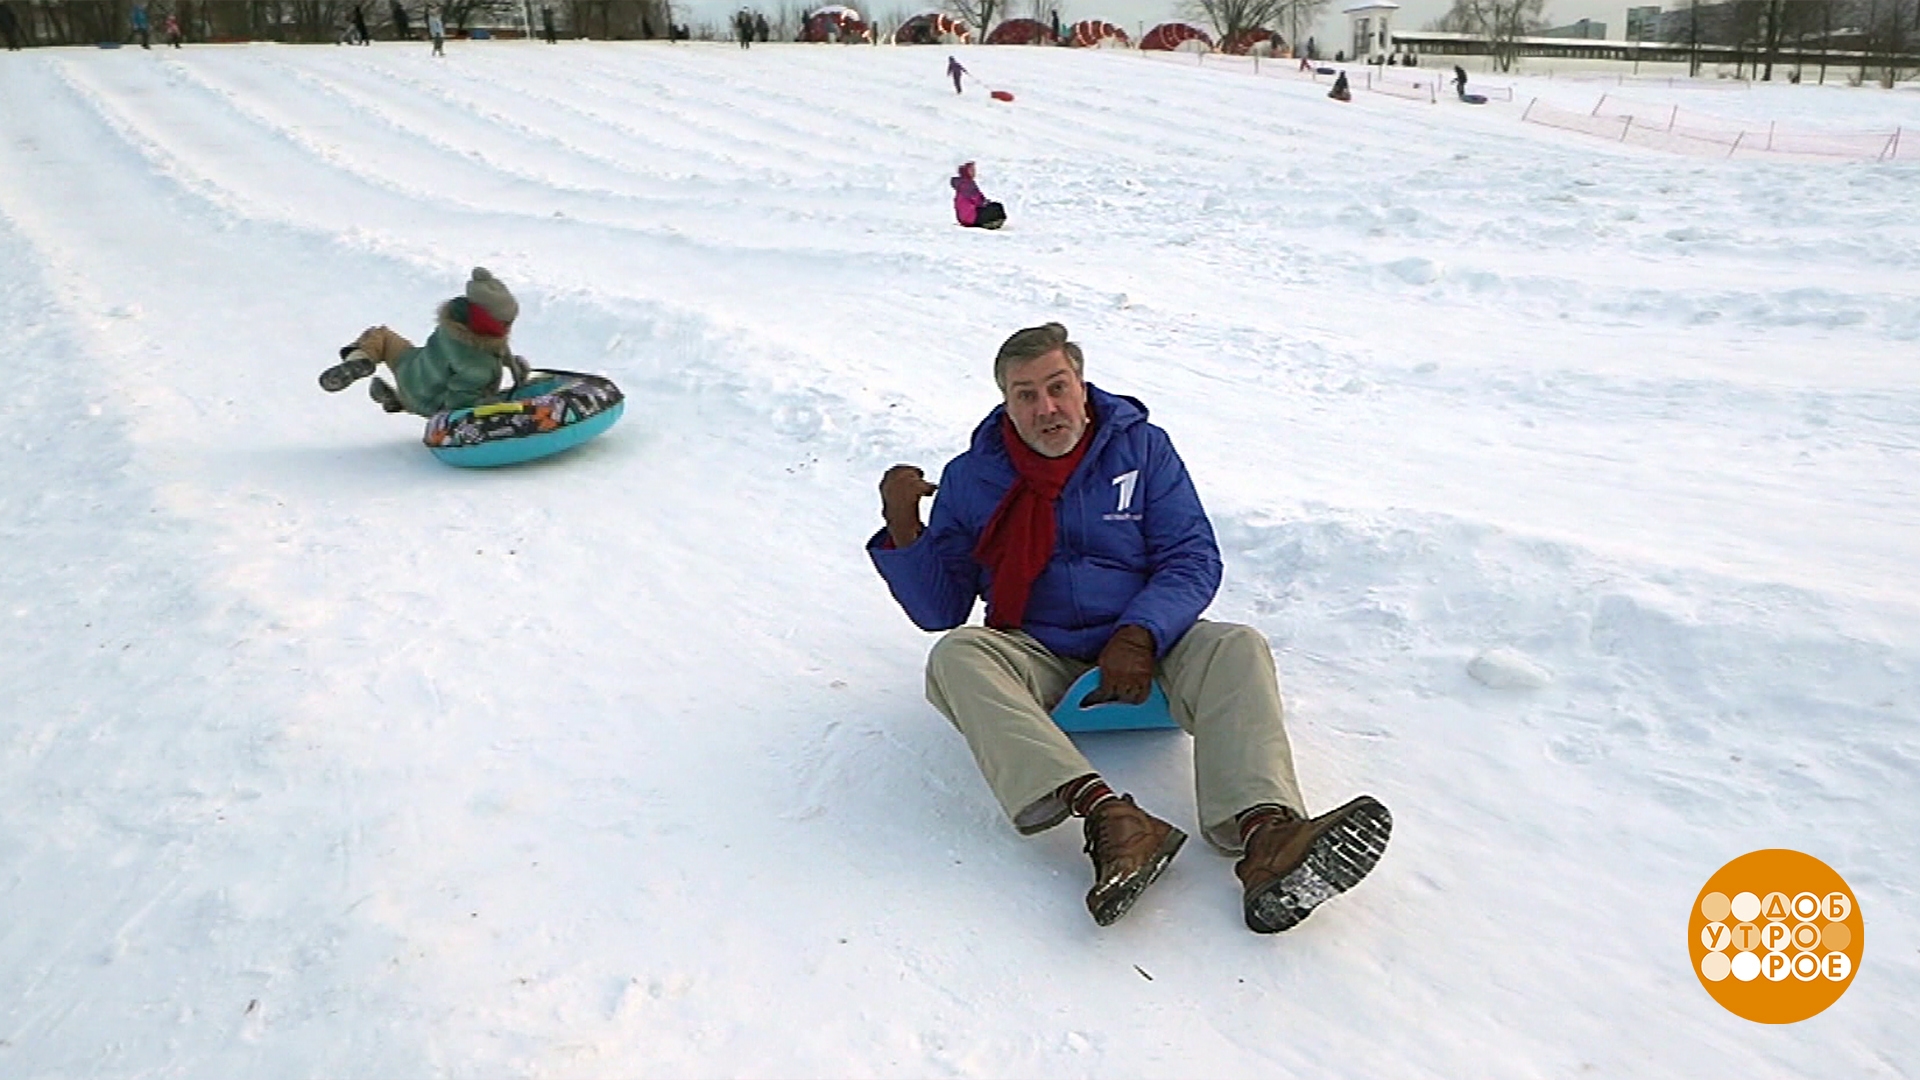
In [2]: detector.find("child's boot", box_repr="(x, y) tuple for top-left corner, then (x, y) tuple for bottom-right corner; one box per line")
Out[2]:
(368, 377), (406, 414)
(319, 347), (378, 392)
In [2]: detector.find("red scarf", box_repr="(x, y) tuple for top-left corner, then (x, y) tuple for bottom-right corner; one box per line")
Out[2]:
(467, 303), (509, 338)
(972, 413), (1094, 630)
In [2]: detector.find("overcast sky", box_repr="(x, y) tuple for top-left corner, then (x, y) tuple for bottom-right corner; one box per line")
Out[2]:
(675, 0), (1630, 44)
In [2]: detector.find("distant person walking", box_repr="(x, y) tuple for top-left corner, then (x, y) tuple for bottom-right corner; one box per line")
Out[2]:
(164, 12), (182, 46)
(0, 2), (24, 51)
(734, 9), (752, 48)
(1453, 64), (1468, 99)
(427, 6), (445, 55)
(352, 4), (370, 45)
(948, 54), (968, 94)
(541, 4), (557, 43)
(754, 12), (768, 41)
(391, 0), (411, 40)
(130, 2), (151, 48)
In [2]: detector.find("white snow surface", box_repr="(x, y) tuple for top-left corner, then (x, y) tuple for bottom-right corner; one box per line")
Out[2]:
(2, 41), (1917, 1079)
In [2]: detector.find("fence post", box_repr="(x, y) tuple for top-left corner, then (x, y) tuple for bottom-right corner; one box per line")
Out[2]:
(1522, 96), (1536, 122)
(1728, 131), (1744, 158)
(1668, 105), (1677, 132)
(1892, 127), (1903, 160)
(1592, 92), (1608, 117)
(1767, 120), (1775, 150)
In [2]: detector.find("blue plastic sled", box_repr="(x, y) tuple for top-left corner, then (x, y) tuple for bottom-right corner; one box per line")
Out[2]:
(424, 371), (625, 468)
(1050, 669), (1179, 734)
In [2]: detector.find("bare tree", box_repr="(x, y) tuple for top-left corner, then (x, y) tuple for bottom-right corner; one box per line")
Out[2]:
(1274, 0), (1328, 50)
(565, 0), (671, 39)
(1183, 0), (1282, 43)
(946, 0), (1000, 38)
(436, 0), (526, 32)
(771, 0), (808, 40)
(1425, 4), (1472, 31)
(1724, 0), (1766, 77)
(1774, 0), (1828, 80)
(1435, 0), (1544, 71)
(871, 5), (912, 40)
(1872, 0), (1909, 85)
(273, 2), (351, 44)
(7, 0), (664, 43)
(1760, 0), (1783, 78)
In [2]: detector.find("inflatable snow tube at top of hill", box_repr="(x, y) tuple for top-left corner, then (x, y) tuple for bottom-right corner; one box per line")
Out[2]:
(423, 371), (625, 468)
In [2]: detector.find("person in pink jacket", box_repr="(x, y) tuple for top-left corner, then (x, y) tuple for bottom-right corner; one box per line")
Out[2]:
(951, 162), (1006, 230)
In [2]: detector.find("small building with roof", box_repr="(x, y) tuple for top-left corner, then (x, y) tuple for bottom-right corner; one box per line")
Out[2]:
(1344, 0), (1398, 61)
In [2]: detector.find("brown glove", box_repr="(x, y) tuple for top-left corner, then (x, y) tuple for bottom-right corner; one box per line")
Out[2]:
(1086, 625), (1156, 706)
(879, 464), (936, 548)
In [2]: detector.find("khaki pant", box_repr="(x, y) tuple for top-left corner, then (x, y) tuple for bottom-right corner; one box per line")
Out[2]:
(354, 326), (413, 367)
(925, 621), (1304, 853)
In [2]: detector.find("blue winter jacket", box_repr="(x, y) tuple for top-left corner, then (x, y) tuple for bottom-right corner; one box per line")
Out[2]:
(868, 385), (1222, 661)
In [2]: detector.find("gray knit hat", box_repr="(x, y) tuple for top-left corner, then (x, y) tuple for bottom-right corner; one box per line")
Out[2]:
(465, 267), (519, 323)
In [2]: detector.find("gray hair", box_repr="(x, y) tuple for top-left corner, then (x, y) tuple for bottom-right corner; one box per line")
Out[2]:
(993, 323), (1085, 391)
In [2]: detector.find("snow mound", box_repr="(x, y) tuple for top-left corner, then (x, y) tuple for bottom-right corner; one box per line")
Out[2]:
(1467, 646), (1554, 689)
(1386, 256), (1442, 285)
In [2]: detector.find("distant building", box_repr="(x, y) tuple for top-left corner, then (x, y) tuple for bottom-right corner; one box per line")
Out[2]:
(1625, 5), (1662, 41)
(1344, 0), (1399, 61)
(1538, 18), (1607, 39)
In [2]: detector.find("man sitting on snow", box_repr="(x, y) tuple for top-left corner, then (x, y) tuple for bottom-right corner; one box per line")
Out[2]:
(867, 323), (1392, 931)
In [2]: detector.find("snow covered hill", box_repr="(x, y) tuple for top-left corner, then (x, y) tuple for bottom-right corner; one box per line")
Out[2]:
(1, 40), (1915, 1078)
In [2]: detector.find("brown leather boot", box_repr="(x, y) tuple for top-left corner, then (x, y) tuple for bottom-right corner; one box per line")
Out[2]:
(1236, 795), (1392, 934)
(1082, 795), (1186, 927)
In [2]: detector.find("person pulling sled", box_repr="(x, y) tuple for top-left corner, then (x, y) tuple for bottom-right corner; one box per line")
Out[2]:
(319, 267), (529, 418)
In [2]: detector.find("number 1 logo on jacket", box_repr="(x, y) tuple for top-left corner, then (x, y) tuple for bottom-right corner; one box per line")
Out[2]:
(1105, 470), (1142, 521)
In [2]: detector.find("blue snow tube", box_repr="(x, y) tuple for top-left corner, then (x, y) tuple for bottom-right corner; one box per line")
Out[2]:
(424, 371), (625, 468)
(1049, 669), (1179, 734)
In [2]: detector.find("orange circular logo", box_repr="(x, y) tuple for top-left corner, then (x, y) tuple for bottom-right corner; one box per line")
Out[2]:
(1690, 849), (1863, 1023)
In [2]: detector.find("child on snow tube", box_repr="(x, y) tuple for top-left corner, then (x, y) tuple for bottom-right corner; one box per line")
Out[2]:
(952, 162), (1007, 230)
(318, 267), (529, 416)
